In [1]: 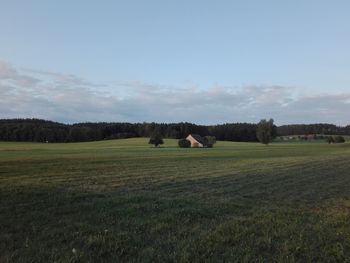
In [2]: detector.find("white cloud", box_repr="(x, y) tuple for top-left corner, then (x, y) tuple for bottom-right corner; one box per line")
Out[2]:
(0, 61), (40, 87)
(0, 60), (349, 125)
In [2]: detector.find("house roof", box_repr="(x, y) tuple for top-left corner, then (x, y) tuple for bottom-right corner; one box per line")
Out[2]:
(189, 134), (207, 145)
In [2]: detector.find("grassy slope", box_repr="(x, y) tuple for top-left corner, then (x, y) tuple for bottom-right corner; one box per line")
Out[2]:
(1, 138), (350, 262)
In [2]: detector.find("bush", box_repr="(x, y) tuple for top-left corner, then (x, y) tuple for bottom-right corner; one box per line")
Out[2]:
(326, 136), (334, 144)
(149, 130), (164, 147)
(205, 136), (216, 147)
(178, 138), (191, 148)
(334, 136), (345, 143)
(326, 136), (345, 144)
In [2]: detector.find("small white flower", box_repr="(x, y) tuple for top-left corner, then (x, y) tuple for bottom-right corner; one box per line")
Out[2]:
(72, 248), (77, 254)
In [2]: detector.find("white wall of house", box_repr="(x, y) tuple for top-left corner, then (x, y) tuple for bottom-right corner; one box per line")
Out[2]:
(186, 135), (203, 148)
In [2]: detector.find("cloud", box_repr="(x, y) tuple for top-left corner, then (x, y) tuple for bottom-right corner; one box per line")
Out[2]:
(25, 69), (106, 88)
(0, 60), (349, 125)
(0, 61), (40, 87)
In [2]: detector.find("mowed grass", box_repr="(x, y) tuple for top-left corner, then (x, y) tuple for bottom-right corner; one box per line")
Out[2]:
(1, 139), (350, 262)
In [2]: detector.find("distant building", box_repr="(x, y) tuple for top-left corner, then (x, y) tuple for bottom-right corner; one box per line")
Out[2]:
(186, 134), (208, 148)
(306, 134), (316, 140)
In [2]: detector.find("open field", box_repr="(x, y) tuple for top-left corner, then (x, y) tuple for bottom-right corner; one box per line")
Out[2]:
(1, 138), (350, 262)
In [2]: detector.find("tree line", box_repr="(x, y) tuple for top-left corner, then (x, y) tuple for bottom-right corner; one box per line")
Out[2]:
(277, 124), (350, 136)
(0, 118), (349, 143)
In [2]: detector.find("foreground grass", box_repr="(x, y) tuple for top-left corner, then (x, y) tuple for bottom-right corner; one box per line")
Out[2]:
(1, 138), (350, 262)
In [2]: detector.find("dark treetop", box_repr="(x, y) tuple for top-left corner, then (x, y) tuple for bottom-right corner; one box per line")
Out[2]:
(0, 118), (349, 143)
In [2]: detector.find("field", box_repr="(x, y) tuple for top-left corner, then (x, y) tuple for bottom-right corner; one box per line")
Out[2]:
(1, 139), (350, 262)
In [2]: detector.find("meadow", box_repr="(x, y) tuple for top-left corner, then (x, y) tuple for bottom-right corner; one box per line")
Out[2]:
(1, 138), (350, 262)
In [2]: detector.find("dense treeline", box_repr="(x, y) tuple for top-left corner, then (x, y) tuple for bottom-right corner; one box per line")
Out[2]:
(277, 124), (350, 136)
(0, 119), (349, 143)
(0, 119), (257, 142)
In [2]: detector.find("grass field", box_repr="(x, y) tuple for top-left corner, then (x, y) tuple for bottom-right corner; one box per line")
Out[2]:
(1, 138), (350, 262)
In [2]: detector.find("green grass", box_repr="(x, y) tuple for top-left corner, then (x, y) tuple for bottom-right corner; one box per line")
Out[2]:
(1, 138), (350, 262)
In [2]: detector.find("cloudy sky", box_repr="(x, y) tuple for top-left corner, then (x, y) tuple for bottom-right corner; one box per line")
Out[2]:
(1, 1), (350, 125)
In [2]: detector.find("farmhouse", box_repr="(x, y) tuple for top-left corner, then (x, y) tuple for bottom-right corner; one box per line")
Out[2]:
(186, 134), (208, 148)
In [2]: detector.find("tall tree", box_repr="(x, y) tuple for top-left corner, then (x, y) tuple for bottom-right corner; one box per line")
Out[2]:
(256, 119), (276, 145)
(148, 129), (164, 147)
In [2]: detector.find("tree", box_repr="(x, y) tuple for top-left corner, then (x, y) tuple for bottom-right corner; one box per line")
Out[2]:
(256, 119), (276, 145)
(178, 138), (191, 148)
(204, 136), (216, 148)
(326, 136), (334, 144)
(334, 135), (345, 143)
(327, 135), (345, 144)
(149, 130), (164, 147)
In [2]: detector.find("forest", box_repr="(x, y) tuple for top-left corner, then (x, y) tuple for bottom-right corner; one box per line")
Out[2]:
(0, 118), (349, 143)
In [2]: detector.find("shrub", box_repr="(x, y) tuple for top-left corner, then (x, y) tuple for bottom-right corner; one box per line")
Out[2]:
(326, 136), (345, 144)
(205, 136), (216, 147)
(334, 136), (345, 143)
(326, 136), (334, 144)
(178, 138), (191, 148)
(149, 130), (164, 147)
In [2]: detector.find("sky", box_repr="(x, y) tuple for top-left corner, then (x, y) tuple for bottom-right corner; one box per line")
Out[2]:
(1, 0), (350, 125)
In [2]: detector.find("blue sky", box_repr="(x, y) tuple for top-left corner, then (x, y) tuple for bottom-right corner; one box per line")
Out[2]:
(1, 1), (350, 124)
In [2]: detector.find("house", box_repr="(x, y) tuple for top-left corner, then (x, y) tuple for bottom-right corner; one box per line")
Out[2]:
(186, 134), (208, 148)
